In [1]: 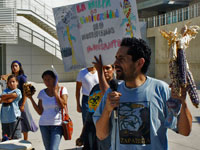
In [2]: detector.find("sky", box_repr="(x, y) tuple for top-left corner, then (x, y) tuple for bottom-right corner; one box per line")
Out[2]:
(42, 0), (89, 8)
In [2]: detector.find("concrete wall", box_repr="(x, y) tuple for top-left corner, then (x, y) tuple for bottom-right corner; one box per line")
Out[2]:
(147, 16), (200, 87)
(6, 38), (79, 82)
(147, 37), (155, 78)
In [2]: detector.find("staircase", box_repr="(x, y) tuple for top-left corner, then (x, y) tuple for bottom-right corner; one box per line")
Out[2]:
(16, 0), (61, 60)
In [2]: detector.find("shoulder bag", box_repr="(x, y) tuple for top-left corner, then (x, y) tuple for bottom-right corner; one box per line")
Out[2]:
(60, 87), (73, 140)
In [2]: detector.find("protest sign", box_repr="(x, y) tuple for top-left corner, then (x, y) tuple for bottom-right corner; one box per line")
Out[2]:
(53, 0), (141, 71)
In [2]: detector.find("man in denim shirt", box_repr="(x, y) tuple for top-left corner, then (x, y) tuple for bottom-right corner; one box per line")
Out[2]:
(93, 37), (192, 150)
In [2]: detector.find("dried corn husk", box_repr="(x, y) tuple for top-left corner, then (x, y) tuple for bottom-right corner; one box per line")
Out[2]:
(177, 49), (187, 87)
(23, 83), (36, 97)
(187, 70), (199, 108)
(160, 25), (200, 108)
(169, 60), (181, 96)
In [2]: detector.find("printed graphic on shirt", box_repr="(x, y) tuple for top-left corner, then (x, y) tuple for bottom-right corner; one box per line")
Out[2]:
(88, 90), (103, 112)
(119, 101), (150, 144)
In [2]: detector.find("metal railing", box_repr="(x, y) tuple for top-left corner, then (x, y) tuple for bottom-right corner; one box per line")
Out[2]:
(17, 0), (55, 26)
(18, 23), (61, 59)
(145, 2), (200, 28)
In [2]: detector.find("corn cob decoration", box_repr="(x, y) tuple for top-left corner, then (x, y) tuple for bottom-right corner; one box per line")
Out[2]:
(23, 83), (36, 97)
(187, 70), (199, 108)
(160, 25), (200, 108)
(177, 48), (187, 87)
(169, 59), (181, 96)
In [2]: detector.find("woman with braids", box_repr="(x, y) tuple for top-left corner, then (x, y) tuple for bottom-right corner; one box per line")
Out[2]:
(1, 60), (38, 140)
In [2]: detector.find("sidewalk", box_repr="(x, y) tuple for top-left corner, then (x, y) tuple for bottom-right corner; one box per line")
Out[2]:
(1, 82), (200, 150)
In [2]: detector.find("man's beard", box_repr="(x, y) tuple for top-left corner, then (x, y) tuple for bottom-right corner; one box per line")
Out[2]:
(116, 71), (125, 80)
(116, 70), (136, 81)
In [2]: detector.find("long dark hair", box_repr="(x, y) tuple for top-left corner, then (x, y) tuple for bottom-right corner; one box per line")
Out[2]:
(11, 60), (25, 75)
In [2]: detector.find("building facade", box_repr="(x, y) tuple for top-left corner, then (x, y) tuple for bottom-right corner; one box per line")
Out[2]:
(138, 0), (200, 87)
(1, 0), (200, 86)
(0, 0), (78, 82)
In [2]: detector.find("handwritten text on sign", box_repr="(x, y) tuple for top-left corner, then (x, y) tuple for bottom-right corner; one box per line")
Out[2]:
(53, 0), (141, 71)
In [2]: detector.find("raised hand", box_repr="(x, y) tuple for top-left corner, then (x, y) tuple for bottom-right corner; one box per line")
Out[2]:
(171, 86), (187, 103)
(93, 55), (103, 72)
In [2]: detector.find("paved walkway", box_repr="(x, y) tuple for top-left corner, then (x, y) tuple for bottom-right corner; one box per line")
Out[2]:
(1, 82), (200, 150)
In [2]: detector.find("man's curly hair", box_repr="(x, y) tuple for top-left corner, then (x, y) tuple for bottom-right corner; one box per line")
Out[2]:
(120, 37), (151, 74)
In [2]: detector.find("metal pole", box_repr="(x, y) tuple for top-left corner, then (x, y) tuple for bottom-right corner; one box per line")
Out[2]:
(114, 117), (117, 150)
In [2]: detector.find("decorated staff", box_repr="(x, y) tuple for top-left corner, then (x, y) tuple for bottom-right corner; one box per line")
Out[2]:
(160, 25), (200, 108)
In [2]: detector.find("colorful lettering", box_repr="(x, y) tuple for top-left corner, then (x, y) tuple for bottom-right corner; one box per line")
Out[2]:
(102, 0), (106, 8)
(80, 17), (84, 24)
(87, 39), (121, 53)
(88, 0), (111, 10)
(104, 12), (107, 19)
(81, 3), (86, 12)
(93, 15), (97, 21)
(115, 9), (119, 17)
(112, 11), (115, 18)
(88, 16), (92, 22)
(88, 1), (95, 10)
(76, 3), (86, 13)
(109, 10), (113, 18)
(97, 14), (100, 20)
(106, 0), (111, 7)
(98, 0), (101, 8)
(85, 16), (89, 23)
(100, 13), (104, 20)
(91, 15), (94, 22)
(76, 5), (81, 13)
(79, 9), (120, 25)
(107, 10), (109, 18)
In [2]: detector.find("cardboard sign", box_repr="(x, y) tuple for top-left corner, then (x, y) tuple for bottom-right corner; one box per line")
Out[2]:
(53, 0), (141, 71)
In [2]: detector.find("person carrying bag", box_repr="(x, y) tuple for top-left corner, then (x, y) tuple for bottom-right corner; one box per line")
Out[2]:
(60, 87), (73, 140)
(28, 70), (69, 150)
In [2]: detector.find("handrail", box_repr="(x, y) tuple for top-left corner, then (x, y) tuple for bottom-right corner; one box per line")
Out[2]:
(17, 0), (55, 26)
(18, 23), (61, 59)
(145, 2), (200, 28)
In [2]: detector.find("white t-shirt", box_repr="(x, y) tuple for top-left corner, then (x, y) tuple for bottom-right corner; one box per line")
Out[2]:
(37, 87), (68, 126)
(76, 68), (99, 96)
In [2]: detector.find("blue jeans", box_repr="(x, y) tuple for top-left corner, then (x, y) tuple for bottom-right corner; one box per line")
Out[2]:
(82, 95), (89, 124)
(39, 125), (63, 150)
